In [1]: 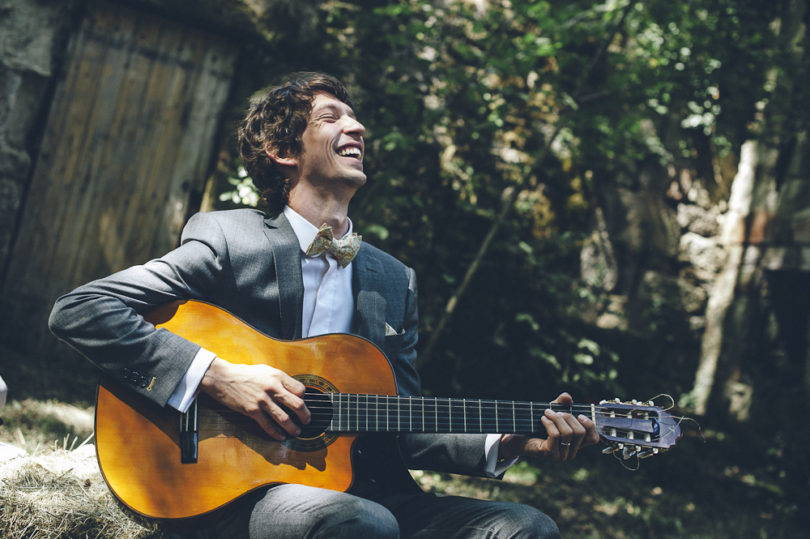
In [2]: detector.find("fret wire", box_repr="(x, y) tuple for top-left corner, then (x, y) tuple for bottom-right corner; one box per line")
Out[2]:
(434, 397), (438, 433)
(409, 396), (412, 432)
(337, 393), (343, 431)
(495, 400), (498, 432)
(421, 396), (425, 431)
(448, 398), (452, 432)
(478, 399), (482, 433)
(463, 398), (467, 432)
(512, 401), (516, 432)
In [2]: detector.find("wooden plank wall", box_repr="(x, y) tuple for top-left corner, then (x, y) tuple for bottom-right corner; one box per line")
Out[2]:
(0, 1), (237, 396)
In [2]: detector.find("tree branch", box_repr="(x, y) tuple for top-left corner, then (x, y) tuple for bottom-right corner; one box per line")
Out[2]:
(418, 0), (638, 368)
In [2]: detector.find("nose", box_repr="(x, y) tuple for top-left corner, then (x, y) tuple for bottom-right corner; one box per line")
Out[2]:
(342, 115), (365, 137)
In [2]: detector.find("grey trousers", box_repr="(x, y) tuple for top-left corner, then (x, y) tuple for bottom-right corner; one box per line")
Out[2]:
(238, 484), (561, 539)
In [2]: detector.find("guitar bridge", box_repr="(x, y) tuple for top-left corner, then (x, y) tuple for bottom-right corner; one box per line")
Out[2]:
(179, 399), (198, 463)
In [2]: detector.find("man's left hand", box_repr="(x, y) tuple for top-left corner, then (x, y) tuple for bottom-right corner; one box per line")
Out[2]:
(498, 392), (600, 462)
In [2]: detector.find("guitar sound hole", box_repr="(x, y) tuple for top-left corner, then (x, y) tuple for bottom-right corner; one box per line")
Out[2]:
(299, 387), (333, 439)
(286, 374), (339, 451)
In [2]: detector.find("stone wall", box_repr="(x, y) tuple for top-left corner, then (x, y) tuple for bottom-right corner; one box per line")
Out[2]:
(0, 0), (77, 269)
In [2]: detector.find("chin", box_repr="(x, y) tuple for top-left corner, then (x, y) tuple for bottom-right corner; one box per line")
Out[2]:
(344, 172), (367, 187)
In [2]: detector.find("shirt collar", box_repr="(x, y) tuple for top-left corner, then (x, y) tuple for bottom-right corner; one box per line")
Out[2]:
(283, 206), (354, 253)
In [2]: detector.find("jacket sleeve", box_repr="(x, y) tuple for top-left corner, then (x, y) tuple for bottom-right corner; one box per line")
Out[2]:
(394, 268), (492, 477)
(48, 212), (233, 406)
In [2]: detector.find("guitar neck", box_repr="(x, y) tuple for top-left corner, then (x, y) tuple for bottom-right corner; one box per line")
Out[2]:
(315, 393), (594, 435)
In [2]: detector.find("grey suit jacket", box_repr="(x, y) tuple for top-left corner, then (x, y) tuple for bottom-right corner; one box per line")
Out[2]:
(49, 209), (492, 493)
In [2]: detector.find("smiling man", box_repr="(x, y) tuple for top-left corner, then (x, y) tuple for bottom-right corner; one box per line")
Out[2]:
(49, 72), (598, 538)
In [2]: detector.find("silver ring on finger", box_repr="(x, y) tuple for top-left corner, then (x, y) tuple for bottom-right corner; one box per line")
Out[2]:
(560, 441), (571, 447)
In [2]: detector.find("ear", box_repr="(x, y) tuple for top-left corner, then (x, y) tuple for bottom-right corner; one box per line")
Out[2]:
(265, 145), (297, 167)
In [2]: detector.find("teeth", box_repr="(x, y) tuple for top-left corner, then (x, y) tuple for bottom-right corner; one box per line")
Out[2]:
(338, 147), (361, 158)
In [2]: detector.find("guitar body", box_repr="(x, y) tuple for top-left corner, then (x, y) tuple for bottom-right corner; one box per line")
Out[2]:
(95, 300), (397, 520)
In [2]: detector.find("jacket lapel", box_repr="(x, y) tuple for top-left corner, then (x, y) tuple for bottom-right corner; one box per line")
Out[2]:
(352, 245), (387, 349)
(263, 213), (304, 340)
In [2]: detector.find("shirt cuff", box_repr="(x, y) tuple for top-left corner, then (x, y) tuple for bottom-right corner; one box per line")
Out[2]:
(166, 348), (216, 413)
(484, 433), (519, 477)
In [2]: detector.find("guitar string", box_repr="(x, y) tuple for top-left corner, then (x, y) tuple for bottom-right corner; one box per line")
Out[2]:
(302, 397), (678, 443)
(208, 394), (665, 421)
(210, 400), (671, 433)
(201, 408), (681, 444)
(299, 394), (657, 418)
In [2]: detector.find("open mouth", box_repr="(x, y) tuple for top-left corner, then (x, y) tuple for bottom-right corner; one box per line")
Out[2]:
(337, 145), (362, 160)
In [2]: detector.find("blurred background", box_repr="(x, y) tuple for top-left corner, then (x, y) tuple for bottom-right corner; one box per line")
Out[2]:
(1, 0), (808, 536)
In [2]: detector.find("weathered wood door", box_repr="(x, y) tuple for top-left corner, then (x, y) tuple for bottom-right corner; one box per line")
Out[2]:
(0, 1), (237, 397)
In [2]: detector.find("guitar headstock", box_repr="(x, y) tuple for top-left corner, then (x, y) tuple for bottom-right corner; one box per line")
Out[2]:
(594, 398), (682, 461)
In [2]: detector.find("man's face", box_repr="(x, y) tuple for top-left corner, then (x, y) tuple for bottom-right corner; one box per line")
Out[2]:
(295, 91), (366, 189)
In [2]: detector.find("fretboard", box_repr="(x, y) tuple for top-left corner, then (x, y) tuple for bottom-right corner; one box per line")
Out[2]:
(307, 393), (594, 434)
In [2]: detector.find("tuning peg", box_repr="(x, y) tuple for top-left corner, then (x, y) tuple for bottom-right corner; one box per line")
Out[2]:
(602, 446), (618, 455)
(622, 446), (637, 460)
(638, 448), (659, 459)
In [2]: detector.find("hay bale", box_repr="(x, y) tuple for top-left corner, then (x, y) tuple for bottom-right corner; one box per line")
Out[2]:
(0, 443), (158, 538)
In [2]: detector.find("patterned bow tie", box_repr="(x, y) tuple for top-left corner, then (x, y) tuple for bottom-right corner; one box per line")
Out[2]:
(305, 224), (362, 267)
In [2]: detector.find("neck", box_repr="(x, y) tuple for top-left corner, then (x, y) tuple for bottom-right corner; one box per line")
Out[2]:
(288, 186), (353, 237)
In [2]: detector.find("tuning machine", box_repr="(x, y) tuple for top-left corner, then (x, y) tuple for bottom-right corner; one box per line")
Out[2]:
(638, 448), (659, 459)
(621, 445), (637, 460)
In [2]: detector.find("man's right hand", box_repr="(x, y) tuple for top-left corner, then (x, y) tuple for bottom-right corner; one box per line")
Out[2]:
(199, 358), (311, 441)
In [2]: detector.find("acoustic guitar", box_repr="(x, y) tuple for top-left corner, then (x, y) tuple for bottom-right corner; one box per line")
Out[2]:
(95, 300), (682, 520)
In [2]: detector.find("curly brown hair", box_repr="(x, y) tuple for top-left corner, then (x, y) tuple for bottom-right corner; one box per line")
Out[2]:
(237, 72), (353, 217)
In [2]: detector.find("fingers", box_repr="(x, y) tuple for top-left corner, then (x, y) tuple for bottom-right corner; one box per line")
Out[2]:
(542, 411), (576, 461)
(552, 392), (573, 405)
(253, 367), (311, 439)
(542, 400), (589, 462)
(578, 414), (601, 446)
(200, 360), (311, 441)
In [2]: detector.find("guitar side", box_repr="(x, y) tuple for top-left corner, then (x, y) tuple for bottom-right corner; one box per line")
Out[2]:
(95, 300), (397, 520)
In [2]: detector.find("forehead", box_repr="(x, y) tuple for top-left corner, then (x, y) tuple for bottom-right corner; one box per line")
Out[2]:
(310, 91), (355, 117)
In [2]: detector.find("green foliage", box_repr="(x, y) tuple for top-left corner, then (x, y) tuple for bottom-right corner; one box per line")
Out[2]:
(219, 165), (259, 207)
(223, 0), (797, 413)
(216, 0), (795, 406)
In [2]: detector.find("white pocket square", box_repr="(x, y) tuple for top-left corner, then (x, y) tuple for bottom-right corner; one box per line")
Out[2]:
(385, 323), (403, 336)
